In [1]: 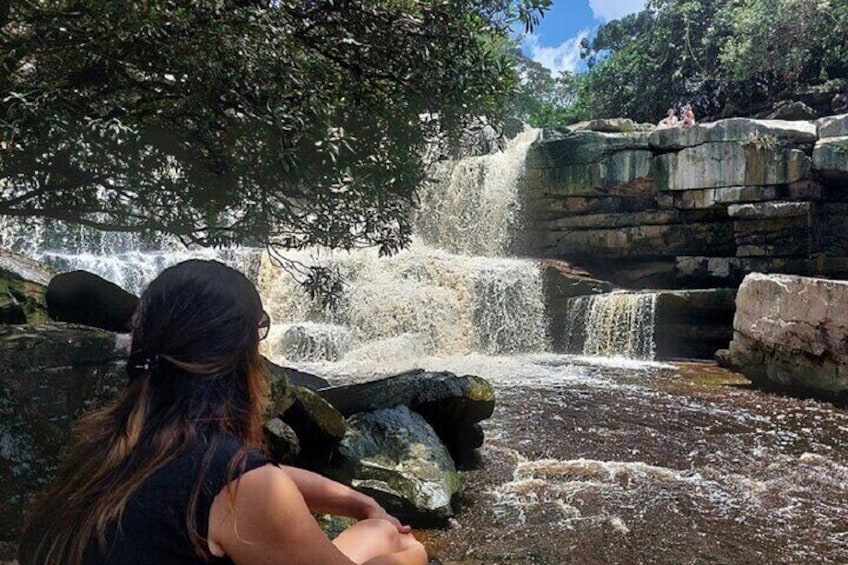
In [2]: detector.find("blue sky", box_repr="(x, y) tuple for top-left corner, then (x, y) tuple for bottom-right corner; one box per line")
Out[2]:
(521, 0), (647, 75)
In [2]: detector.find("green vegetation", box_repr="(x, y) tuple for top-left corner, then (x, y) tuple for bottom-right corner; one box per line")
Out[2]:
(517, 0), (848, 126)
(0, 0), (549, 253)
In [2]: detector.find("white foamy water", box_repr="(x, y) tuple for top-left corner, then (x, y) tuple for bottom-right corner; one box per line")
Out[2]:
(413, 129), (538, 256)
(564, 291), (658, 360)
(257, 242), (549, 364)
(0, 216), (261, 293)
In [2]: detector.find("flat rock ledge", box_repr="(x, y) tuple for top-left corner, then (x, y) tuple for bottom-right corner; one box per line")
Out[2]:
(729, 273), (848, 399)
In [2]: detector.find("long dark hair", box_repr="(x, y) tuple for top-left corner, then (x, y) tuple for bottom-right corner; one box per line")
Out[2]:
(19, 259), (270, 565)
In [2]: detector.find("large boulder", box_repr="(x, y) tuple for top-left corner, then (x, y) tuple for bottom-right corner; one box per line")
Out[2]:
(0, 249), (55, 286)
(273, 323), (353, 362)
(330, 406), (462, 526)
(47, 270), (139, 332)
(729, 273), (848, 398)
(817, 113), (848, 139)
(764, 101), (818, 121)
(317, 370), (493, 461)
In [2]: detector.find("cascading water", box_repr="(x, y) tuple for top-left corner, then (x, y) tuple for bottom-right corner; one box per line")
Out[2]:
(0, 217), (261, 293)
(563, 291), (658, 360)
(253, 129), (549, 369)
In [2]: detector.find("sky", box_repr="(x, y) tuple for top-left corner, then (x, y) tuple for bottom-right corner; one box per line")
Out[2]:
(521, 0), (647, 76)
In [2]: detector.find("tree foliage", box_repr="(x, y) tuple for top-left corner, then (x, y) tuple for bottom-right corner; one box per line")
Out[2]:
(573, 0), (848, 123)
(0, 0), (549, 253)
(507, 49), (583, 127)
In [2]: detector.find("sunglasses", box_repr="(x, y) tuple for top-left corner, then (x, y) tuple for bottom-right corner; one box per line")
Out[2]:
(258, 310), (271, 341)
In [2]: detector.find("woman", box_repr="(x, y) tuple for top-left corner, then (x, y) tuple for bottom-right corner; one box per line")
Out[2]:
(19, 259), (427, 565)
(657, 108), (679, 128)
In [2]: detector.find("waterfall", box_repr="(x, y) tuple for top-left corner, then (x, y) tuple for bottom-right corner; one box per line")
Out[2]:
(0, 217), (261, 293)
(563, 292), (658, 360)
(256, 242), (549, 363)
(252, 129), (550, 365)
(413, 129), (538, 257)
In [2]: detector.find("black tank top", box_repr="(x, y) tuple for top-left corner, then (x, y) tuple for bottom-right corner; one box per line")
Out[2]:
(82, 432), (273, 564)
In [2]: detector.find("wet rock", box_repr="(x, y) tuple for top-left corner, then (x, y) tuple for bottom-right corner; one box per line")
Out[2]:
(654, 289), (737, 360)
(264, 417), (300, 464)
(675, 257), (745, 287)
(0, 323), (125, 546)
(527, 131), (652, 198)
(0, 267), (48, 324)
(729, 273), (848, 398)
(47, 270), (139, 332)
(0, 249), (55, 286)
(318, 371), (494, 463)
(265, 359), (332, 391)
(668, 185), (783, 209)
(0, 380), (64, 546)
(265, 359), (296, 416)
(0, 323), (120, 377)
(330, 406), (462, 526)
(282, 385), (346, 466)
(542, 259), (615, 352)
(274, 323), (352, 362)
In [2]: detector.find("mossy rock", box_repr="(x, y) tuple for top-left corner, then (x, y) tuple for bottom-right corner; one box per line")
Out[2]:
(0, 267), (48, 324)
(330, 406), (462, 527)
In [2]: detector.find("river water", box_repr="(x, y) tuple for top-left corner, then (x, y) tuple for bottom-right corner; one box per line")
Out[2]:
(409, 355), (848, 565)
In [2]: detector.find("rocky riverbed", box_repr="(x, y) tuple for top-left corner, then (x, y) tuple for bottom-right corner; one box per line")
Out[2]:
(415, 357), (848, 564)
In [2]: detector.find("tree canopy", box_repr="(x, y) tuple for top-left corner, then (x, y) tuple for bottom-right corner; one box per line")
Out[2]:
(519, 0), (848, 126)
(1, 0), (549, 253)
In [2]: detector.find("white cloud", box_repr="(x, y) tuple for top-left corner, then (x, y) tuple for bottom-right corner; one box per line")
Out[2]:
(523, 30), (591, 76)
(589, 0), (646, 22)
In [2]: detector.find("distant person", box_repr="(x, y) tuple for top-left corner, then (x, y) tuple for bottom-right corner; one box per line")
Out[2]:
(681, 105), (696, 127)
(19, 259), (428, 565)
(657, 108), (679, 129)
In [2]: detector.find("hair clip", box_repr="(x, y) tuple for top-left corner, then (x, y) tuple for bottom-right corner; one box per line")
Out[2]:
(127, 352), (160, 381)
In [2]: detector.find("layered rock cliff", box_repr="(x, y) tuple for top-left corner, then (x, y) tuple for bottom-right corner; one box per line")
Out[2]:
(523, 116), (848, 289)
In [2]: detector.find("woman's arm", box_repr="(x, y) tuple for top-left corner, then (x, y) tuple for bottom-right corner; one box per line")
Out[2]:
(208, 465), (426, 565)
(280, 465), (411, 532)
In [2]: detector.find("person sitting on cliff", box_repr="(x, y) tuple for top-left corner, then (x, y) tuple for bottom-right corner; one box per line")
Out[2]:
(681, 104), (696, 127)
(19, 259), (428, 565)
(657, 108), (679, 128)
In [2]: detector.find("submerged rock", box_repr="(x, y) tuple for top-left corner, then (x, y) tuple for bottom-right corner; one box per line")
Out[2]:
(330, 406), (461, 526)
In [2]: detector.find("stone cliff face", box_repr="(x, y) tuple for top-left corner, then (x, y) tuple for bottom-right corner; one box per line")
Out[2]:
(523, 116), (848, 289)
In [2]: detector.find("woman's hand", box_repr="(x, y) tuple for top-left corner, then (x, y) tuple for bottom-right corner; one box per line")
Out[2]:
(360, 497), (413, 534)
